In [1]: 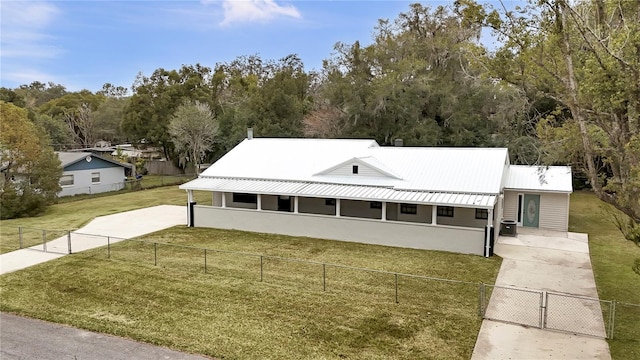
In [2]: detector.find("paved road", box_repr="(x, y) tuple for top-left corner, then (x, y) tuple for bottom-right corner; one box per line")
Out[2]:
(472, 228), (611, 360)
(0, 312), (210, 360)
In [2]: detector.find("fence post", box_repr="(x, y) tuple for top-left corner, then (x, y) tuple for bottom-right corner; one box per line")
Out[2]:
(67, 231), (72, 254)
(18, 227), (23, 249)
(107, 236), (111, 259)
(540, 291), (547, 329)
(609, 300), (616, 340)
(42, 230), (47, 252)
(154, 242), (157, 266)
(478, 283), (485, 317)
(260, 256), (263, 282)
(394, 273), (399, 304)
(322, 263), (326, 291)
(204, 249), (207, 274)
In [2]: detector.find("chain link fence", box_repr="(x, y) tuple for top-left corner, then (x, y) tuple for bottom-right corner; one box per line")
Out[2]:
(2, 227), (638, 343)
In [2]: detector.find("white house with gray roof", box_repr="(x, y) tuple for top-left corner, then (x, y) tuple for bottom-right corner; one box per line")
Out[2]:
(57, 152), (131, 197)
(179, 136), (572, 257)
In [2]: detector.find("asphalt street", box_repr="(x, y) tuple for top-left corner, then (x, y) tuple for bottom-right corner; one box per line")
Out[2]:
(0, 312), (210, 360)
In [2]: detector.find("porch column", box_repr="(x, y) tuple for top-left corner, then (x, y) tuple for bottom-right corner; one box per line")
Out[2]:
(187, 189), (194, 203)
(257, 194), (262, 211)
(431, 205), (437, 225)
(381, 202), (387, 221)
(294, 196), (299, 213)
(485, 208), (494, 258)
(336, 198), (341, 217)
(221, 192), (226, 208)
(187, 190), (194, 227)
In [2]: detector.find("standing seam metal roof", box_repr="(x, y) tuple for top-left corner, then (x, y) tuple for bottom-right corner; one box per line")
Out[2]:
(180, 177), (497, 208)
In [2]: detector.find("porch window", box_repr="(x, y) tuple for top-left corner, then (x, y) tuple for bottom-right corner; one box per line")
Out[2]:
(475, 209), (489, 220)
(91, 172), (100, 184)
(400, 203), (417, 214)
(60, 174), (74, 187)
(232, 193), (257, 204)
(325, 198), (336, 206)
(437, 206), (454, 217)
(370, 201), (382, 209)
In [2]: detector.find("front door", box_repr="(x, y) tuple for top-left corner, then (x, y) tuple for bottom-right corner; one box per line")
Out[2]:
(278, 196), (292, 212)
(522, 194), (540, 228)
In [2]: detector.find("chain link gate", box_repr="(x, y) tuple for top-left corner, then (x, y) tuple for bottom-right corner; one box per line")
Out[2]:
(479, 284), (613, 338)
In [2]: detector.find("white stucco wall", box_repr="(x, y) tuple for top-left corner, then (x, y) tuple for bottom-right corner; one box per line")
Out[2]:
(59, 167), (125, 197)
(192, 206), (486, 255)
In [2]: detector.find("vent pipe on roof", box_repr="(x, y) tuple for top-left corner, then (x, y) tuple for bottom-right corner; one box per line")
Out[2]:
(247, 127), (253, 140)
(394, 138), (403, 147)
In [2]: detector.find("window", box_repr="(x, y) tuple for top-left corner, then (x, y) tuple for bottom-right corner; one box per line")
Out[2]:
(232, 193), (257, 204)
(91, 172), (100, 184)
(400, 203), (417, 214)
(60, 174), (74, 187)
(352, 165), (359, 174)
(437, 206), (454, 217)
(475, 209), (489, 220)
(325, 198), (336, 206)
(370, 201), (382, 209)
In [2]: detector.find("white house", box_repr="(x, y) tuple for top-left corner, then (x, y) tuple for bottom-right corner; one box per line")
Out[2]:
(57, 152), (131, 197)
(179, 136), (572, 257)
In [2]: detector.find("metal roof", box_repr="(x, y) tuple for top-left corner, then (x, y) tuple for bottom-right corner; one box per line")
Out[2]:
(505, 165), (572, 193)
(199, 138), (509, 194)
(180, 177), (497, 209)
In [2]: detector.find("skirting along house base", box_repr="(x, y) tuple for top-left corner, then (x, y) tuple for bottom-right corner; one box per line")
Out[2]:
(181, 135), (572, 257)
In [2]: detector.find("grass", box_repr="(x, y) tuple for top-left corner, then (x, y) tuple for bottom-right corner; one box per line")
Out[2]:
(0, 186), (209, 253)
(569, 191), (640, 360)
(0, 204), (502, 359)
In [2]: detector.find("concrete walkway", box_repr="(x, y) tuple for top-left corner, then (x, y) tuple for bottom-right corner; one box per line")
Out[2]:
(472, 228), (611, 359)
(0, 312), (209, 360)
(0, 205), (186, 275)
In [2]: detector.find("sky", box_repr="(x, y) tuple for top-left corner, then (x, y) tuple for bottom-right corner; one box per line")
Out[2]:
(0, 0), (467, 93)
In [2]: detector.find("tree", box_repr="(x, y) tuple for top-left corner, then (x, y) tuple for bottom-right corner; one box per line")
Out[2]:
(168, 101), (219, 174)
(0, 102), (62, 219)
(456, 0), (640, 226)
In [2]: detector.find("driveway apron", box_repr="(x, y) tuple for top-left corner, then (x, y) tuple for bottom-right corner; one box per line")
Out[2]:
(472, 228), (611, 360)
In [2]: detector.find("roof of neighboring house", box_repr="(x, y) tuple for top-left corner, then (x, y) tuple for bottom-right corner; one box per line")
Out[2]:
(57, 152), (132, 169)
(505, 165), (573, 193)
(197, 138), (510, 194)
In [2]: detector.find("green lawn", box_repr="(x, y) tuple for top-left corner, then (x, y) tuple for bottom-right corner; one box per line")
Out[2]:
(570, 191), (640, 360)
(0, 194), (502, 359)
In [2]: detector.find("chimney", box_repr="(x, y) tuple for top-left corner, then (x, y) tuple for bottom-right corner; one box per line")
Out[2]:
(394, 138), (403, 147)
(247, 127), (253, 140)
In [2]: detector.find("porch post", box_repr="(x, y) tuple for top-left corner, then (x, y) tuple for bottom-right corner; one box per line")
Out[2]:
(257, 194), (262, 211)
(485, 208), (494, 257)
(221, 192), (226, 208)
(336, 198), (341, 217)
(381, 202), (387, 221)
(187, 190), (195, 227)
(294, 196), (299, 213)
(431, 205), (437, 225)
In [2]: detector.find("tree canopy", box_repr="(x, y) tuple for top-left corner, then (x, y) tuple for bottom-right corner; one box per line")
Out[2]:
(0, 102), (62, 219)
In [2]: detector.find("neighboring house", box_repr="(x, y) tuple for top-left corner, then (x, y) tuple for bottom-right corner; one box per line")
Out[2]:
(179, 136), (572, 257)
(57, 152), (131, 197)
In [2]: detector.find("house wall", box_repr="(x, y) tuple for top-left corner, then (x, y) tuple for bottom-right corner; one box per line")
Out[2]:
(59, 167), (125, 197)
(435, 207), (486, 228)
(192, 205), (486, 255)
(299, 197), (335, 215)
(503, 190), (570, 231)
(341, 199), (381, 219)
(396, 204), (432, 223)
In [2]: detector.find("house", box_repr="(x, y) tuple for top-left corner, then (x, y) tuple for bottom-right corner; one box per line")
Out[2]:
(57, 152), (132, 197)
(179, 135), (572, 257)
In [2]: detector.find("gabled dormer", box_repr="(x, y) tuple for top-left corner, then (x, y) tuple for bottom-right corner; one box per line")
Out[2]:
(314, 156), (402, 179)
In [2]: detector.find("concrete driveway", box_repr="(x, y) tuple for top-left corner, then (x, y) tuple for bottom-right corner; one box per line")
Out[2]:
(472, 228), (611, 360)
(0, 205), (186, 275)
(0, 312), (209, 360)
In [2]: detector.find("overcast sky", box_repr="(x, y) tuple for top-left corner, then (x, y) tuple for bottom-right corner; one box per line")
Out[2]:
(1, 0), (467, 92)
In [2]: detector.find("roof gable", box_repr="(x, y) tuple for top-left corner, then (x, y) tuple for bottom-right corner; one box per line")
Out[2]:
(57, 152), (131, 171)
(314, 156), (402, 179)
